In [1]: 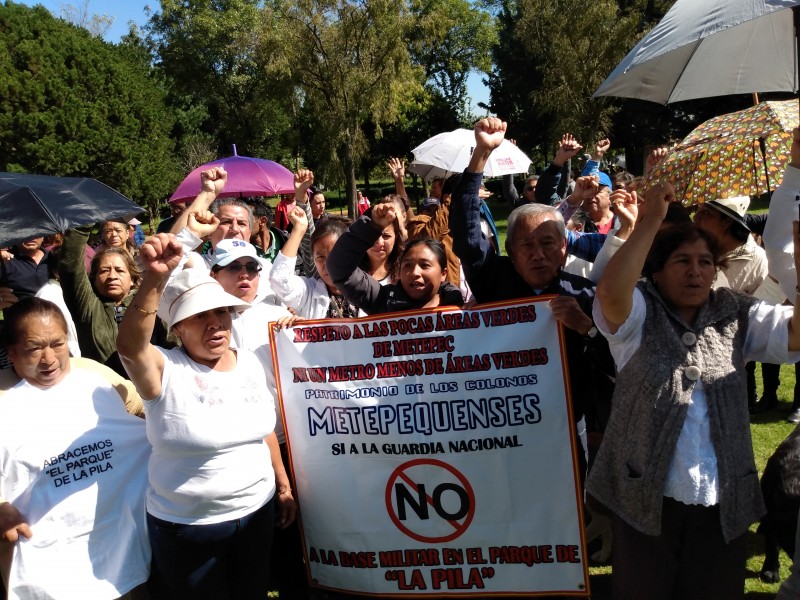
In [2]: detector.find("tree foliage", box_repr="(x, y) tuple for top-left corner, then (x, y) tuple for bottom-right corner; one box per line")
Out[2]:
(408, 0), (497, 123)
(270, 0), (421, 215)
(145, 0), (296, 164)
(486, 0), (642, 165)
(0, 1), (179, 211)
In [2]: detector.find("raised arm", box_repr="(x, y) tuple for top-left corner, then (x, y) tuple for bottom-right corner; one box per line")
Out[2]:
(327, 204), (394, 315)
(281, 206), (308, 260)
(596, 183), (670, 333)
(588, 188), (638, 282)
(535, 134), (582, 205)
(117, 234), (183, 399)
(449, 118), (506, 278)
(268, 207), (317, 311)
(293, 169), (316, 276)
(645, 146), (670, 175)
(581, 138), (610, 176)
(387, 157), (408, 200)
(58, 226), (104, 324)
(170, 167), (227, 234)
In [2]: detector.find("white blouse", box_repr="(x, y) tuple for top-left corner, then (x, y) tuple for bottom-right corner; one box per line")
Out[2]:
(593, 288), (800, 506)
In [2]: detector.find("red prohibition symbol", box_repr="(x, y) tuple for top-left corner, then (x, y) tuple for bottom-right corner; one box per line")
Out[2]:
(385, 458), (476, 543)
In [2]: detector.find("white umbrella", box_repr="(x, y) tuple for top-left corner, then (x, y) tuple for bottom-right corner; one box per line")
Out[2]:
(408, 128), (532, 179)
(593, 0), (800, 104)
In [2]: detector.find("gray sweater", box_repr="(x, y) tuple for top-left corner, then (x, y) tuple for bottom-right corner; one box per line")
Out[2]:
(587, 281), (764, 542)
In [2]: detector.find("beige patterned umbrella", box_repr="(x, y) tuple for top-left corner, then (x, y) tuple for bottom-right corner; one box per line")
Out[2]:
(647, 100), (798, 204)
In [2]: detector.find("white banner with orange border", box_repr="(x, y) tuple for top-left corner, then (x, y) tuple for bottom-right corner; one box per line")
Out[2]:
(270, 298), (589, 597)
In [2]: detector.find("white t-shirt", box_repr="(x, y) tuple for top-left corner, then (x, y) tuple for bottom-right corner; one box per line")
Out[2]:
(231, 300), (290, 352)
(231, 301), (291, 444)
(145, 347), (276, 524)
(0, 369), (150, 600)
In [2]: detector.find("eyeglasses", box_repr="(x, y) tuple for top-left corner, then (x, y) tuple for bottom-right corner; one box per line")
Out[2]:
(525, 186), (536, 191)
(223, 262), (261, 275)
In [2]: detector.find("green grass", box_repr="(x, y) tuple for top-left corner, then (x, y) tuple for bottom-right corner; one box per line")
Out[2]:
(743, 364), (798, 596)
(585, 366), (799, 598)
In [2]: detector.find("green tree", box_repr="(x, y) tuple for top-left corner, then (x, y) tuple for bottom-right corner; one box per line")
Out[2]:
(0, 1), (179, 214)
(408, 0), (497, 124)
(484, 0), (674, 167)
(145, 0), (296, 164)
(271, 0), (421, 216)
(483, 0), (544, 158)
(486, 0), (642, 165)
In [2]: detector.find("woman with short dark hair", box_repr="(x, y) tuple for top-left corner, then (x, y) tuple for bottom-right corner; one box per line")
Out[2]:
(0, 298), (150, 599)
(591, 181), (800, 600)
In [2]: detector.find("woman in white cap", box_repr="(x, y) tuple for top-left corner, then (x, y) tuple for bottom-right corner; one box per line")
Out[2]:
(209, 238), (296, 349)
(116, 233), (295, 600)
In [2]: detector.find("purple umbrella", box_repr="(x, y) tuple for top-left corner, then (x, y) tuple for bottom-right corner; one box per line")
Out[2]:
(170, 145), (295, 203)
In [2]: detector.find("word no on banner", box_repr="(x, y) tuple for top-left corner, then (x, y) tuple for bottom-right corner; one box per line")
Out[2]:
(270, 298), (589, 597)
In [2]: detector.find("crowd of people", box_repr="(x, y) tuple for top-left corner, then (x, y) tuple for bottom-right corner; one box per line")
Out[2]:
(1, 116), (800, 600)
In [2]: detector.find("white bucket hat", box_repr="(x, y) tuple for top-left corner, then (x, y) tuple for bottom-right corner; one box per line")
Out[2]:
(158, 269), (251, 328)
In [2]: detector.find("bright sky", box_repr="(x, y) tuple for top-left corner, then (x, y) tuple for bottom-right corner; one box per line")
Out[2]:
(19, 0), (491, 113)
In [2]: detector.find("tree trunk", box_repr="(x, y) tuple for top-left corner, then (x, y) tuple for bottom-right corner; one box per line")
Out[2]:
(410, 173), (420, 208)
(343, 146), (358, 218)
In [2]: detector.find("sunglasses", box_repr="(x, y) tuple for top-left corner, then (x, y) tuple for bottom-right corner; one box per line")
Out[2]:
(525, 186), (536, 191)
(222, 261), (262, 275)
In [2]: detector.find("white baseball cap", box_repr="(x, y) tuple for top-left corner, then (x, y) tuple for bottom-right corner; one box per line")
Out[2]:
(211, 239), (259, 268)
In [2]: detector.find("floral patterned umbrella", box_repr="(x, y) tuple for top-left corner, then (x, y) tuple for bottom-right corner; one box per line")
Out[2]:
(647, 100), (798, 204)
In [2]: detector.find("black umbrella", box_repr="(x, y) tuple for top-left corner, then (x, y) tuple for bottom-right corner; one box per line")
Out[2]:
(0, 172), (144, 248)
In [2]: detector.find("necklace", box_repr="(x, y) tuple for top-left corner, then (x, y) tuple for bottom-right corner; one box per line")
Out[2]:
(327, 293), (358, 319)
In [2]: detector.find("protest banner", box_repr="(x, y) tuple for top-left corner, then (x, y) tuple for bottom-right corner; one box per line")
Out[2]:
(270, 297), (589, 597)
